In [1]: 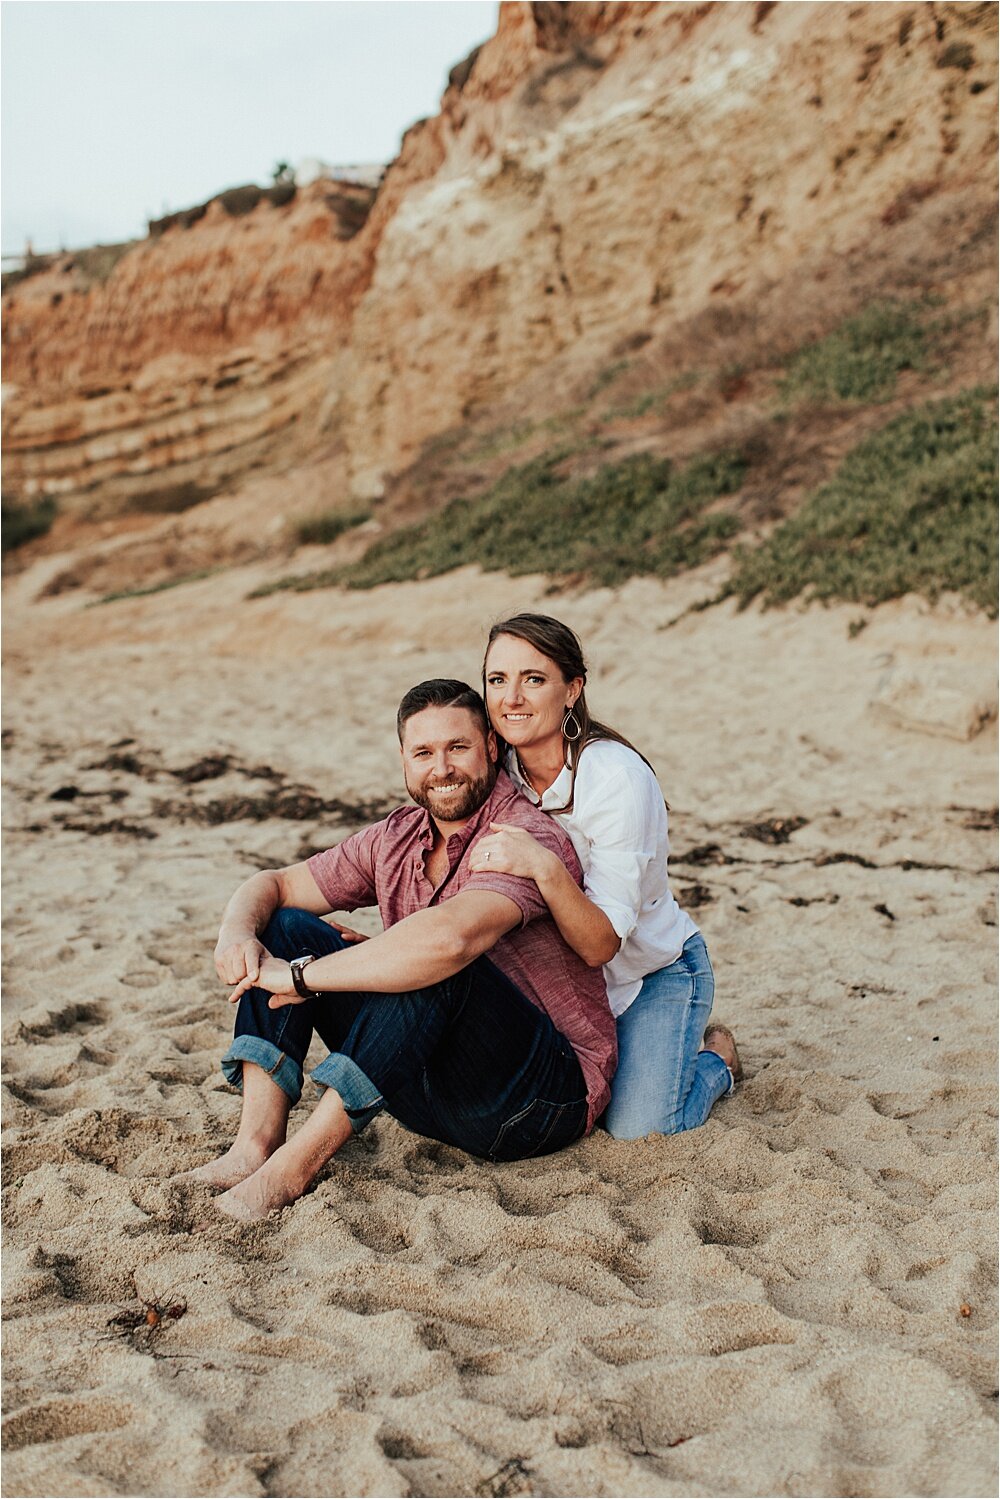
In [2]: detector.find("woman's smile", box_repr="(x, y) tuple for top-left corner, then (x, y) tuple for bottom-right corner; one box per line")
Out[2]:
(484, 633), (582, 759)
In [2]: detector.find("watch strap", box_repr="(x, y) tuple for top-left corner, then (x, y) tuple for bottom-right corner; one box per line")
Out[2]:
(290, 953), (319, 998)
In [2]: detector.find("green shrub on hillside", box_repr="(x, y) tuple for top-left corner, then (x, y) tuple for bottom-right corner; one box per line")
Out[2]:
(467, 421), (540, 460)
(345, 447), (746, 590)
(728, 388), (998, 613)
(218, 185), (263, 217)
(70, 242), (137, 287)
(602, 372), (701, 422)
(467, 409), (588, 461)
(255, 447), (746, 597)
(129, 481), (215, 515)
(587, 360), (631, 398)
(295, 507), (371, 546)
(1, 497), (57, 553)
(779, 300), (930, 405)
(94, 568), (220, 606)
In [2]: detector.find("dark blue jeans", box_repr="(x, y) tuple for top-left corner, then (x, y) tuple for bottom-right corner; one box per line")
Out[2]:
(221, 908), (589, 1162)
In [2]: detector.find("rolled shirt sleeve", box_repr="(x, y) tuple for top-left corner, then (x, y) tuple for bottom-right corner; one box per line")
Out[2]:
(573, 758), (662, 943)
(464, 814), (584, 927)
(307, 824), (381, 911)
(530, 740), (697, 1018)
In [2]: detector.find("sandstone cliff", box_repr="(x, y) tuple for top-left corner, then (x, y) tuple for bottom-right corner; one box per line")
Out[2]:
(3, 1), (997, 532)
(1, 180), (374, 514)
(342, 0), (997, 495)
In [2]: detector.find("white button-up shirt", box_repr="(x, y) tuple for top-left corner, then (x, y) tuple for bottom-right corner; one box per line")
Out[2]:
(506, 739), (698, 1019)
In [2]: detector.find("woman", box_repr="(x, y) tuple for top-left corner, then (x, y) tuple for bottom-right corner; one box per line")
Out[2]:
(472, 612), (740, 1139)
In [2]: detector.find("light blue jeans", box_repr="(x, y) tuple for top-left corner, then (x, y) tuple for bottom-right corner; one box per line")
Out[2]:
(603, 932), (732, 1140)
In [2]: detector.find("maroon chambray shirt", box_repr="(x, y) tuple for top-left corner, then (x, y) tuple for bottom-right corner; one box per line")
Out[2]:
(307, 770), (616, 1129)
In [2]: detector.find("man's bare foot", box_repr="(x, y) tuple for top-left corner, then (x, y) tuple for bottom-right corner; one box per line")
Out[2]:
(702, 1023), (743, 1084)
(174, 1138), (279, 1191)
(212, 1090), (354, 1221)
(213, 1145), (308, 1221)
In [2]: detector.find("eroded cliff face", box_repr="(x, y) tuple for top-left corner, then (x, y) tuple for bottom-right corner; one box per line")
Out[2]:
(342, 0), (997, 494)
(3, 0), (997, 516)
(1, 181), (375, 512)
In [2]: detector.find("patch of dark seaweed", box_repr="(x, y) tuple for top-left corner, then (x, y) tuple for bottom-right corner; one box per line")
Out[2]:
(154, 789), (397, 826)
(739, 816), (809, 844)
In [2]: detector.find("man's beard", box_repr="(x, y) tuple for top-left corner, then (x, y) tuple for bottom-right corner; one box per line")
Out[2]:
(406, 764), (497, 822)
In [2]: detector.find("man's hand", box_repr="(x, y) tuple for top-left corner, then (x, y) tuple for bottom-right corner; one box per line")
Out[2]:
(469, 822), (558, 884)
(227, 956), (300, 1009)
(331, 923), (369, 944)
(214, 933), (268, 987)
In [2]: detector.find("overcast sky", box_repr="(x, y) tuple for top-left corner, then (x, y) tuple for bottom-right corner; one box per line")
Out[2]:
(1, 0), (498, 255)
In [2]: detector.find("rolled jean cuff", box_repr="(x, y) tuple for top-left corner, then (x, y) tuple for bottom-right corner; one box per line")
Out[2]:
(311, 1052), (384, 1133)
(221, 1037), (303, 1106)
(701, 1046), (735, 1097)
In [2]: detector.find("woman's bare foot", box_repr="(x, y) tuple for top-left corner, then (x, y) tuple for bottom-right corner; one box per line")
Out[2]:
(174, 1138), (279, 1191)
(702, 1023), (743, 1084)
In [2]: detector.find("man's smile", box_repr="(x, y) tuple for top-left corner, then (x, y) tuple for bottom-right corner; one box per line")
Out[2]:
(400, 705), (499, 823)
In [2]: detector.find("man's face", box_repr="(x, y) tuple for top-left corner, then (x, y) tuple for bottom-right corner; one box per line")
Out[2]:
(401, 706), (498, 823)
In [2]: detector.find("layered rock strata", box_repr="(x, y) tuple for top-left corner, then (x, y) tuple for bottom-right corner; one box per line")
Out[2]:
(2, 1), (996, 513)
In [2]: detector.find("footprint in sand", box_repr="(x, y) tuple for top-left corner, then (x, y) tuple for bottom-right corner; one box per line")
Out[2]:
(5, 1000), (108, 1042)
(144, 942), (205, 980)
(2, 1397), (135, 1451)
(684, 1300), (798, 1356)
(584, 1323), (659, 1366)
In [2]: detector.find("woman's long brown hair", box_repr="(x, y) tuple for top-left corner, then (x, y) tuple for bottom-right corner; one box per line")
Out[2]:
(483, 612), (658, 814)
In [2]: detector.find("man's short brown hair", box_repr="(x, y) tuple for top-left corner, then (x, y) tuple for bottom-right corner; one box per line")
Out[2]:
(396, 679), (491, 744)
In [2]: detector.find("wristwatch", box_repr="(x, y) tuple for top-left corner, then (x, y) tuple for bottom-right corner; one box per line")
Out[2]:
(289, 953), (320, 998)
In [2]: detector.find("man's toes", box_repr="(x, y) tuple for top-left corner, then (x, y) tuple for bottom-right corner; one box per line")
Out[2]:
(214, 1189), (269, 1223)
(173, 1148), (272, 1191)
(172, 1163), (221, 1185)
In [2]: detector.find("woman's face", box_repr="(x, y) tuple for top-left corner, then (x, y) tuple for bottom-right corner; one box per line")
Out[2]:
(484, 634), (582, 758)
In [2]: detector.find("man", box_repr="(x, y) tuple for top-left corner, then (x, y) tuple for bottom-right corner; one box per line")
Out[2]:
(191, 679), (617, 1221)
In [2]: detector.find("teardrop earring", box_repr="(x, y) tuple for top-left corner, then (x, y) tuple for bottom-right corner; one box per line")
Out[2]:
(561, 705), (582, 742)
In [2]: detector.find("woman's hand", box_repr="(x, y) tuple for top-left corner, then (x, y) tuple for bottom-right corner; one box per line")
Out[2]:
(227, 955), (299, 1008)
(469, 822), (558, 883)
(474, 819), (619, 967)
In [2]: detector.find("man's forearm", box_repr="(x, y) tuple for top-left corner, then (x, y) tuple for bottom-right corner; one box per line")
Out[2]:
(302, 902), (510, 994)
(218, 870), (284, 943)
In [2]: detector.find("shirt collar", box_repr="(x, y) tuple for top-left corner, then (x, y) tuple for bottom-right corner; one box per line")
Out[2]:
(505, 749), (572, 811)
(413, 769), (524, 855)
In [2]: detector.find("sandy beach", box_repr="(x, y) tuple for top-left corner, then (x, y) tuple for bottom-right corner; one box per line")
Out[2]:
(2, 550), (997, 1498)
(3, 0), (997, 1491)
